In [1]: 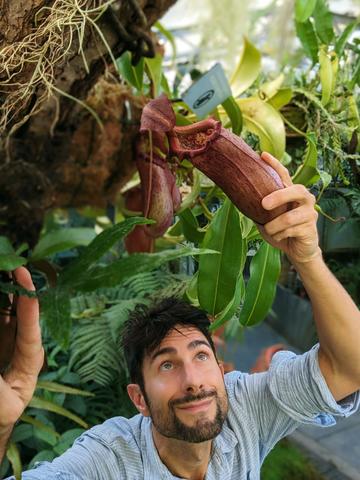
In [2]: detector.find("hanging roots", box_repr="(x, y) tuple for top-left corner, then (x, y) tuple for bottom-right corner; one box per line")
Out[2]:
(0, 0), (121, 137)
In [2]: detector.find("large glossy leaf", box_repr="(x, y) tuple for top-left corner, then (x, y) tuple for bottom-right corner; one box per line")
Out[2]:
(209, 272), (245, 332)
(198, 199), (245, 315)
(239, 242), (281, 327)
(292, 133), (320, 186)
(237, 97), (286, 159)
(230, 37), (261, 98)
(221, 96), (243, 135)
(40, 287), (71, 347)
(29, 396), (88, 428)
(59, 217), (151, 286)
(72, 247), (216, 292)
(31, 228), (96, 261)
(295, 19), (318, 63)
(6, 443), (21, 480)
(312, 0), (334, 44)
(295, 0), (317, 22)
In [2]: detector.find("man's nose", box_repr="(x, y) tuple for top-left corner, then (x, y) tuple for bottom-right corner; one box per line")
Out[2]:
(182, 363), (204, 393)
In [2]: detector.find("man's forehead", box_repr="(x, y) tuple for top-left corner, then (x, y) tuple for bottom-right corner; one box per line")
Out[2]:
(146, 325), (209, 360)
(160, 325), (207, 344)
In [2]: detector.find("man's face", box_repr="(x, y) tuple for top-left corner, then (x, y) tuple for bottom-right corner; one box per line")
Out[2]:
(137, 325), (228, 443)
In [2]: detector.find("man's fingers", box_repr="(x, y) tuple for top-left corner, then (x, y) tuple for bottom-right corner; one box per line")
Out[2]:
(10, 267), (43, 373)
(262, 183), (315, 211)
(261, 152), (293, 187)
(263, 204), (318, 237)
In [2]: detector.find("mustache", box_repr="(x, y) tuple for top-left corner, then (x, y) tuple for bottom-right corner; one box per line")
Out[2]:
(170, 389), (217, 407)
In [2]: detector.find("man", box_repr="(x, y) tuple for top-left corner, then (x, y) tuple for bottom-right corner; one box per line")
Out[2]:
(1, 153), (360, 479)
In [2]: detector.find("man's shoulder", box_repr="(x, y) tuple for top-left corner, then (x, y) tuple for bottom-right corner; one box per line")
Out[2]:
(85, 413), (148, 447)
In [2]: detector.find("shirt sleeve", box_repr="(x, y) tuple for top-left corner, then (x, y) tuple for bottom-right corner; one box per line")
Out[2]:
(226, 343), (360, 457)
(267, 343), (360, 426)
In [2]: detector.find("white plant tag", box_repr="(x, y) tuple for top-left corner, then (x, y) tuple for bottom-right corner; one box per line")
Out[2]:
(182, 63), (232, 118)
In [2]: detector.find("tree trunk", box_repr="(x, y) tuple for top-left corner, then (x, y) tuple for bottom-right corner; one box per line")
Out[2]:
(0, 0), (176, 246)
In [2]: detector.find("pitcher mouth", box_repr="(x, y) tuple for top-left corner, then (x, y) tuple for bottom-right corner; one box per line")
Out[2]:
(169, 118), (222, 159)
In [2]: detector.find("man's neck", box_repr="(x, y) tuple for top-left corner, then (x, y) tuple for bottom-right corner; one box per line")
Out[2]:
(152, 425), (212, 480)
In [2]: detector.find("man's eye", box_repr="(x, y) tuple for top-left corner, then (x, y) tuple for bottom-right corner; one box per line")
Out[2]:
(160, 361), (173, 371)
(197, 352), (209, 361)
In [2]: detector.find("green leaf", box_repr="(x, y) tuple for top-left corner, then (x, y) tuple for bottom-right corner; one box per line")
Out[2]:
(0, 254), (27, 271)
(20, 413), (60, 438)
(116, 52), (144, 91)
(54, 429), (85, 456)
(267, 88), (293, 110)
(40, 288), (71, 347)
(71, 247), (216, 292)
(178, 209), (205, 244)
(31, 228), (96, 261)
(259, 74), (285, 101)
(59, 218), (151, 286)
(29, 396), (88, 428)
(145, 53), (163, 97)
(154, 21), (177, 64)
(177, 169), (201, 213)
(0, 237), (15, 255)
(295, 19), (319, 63)
(335, 21), (358, 57)
(28, 450), (56, 470)
(6, 442), (21, 480)
(36, 380), (94, 397)
(312, 0), (334, 44)
(239, 243), (281, 327)
(295, 0), (317, 22)
(209, 274), (245, 331)
(184, 271), (199, 306)
(198, 199), (246, 315)
(237, 97), (286, 159)
(221, 96), (243, 135)
(292, 133), (320, 186)
(230, 37), (261, 97)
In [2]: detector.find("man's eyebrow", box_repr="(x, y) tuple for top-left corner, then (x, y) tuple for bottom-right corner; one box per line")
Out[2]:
(150, 347), (177, 363)
(150, 339), (211, 364)
(188, 339), (211, 350)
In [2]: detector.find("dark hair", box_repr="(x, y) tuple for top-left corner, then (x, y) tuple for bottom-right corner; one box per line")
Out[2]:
(121, 297), (217, 392)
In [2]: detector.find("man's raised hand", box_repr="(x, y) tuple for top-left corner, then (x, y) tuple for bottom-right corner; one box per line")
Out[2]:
(0, 267), (44, 430)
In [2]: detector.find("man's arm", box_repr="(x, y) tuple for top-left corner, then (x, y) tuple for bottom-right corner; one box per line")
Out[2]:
(259, 152), (360, 402)
(292, 255), (360, 401)
(0, 268), (44, 465)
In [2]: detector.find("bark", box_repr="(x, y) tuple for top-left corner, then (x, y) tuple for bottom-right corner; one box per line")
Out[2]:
(0, 0), (177, 246)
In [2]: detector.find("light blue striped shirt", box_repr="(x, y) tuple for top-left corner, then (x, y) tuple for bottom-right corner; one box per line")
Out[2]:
(13, 345), (359, 479)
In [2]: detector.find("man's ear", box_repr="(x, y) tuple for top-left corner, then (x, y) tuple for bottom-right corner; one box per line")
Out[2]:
(218, 361), (225, 379)
(127, 384), (150, 417)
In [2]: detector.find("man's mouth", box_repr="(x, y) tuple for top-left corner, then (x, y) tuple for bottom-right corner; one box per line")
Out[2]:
(176, 398), (214, 413)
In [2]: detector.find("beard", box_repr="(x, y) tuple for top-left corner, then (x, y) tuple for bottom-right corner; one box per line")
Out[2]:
(145, 388), (228, 443)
